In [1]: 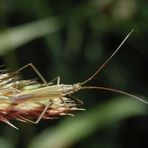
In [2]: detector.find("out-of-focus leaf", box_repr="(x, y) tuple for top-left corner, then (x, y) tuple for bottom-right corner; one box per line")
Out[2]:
(0, 17), (62, 55)
(29, 97), (147, 148)
(0, 138), (13, 148)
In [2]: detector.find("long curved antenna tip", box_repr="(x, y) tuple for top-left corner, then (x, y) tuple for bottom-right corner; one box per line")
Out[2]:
(80, 29), (134, 85)
(81, 86), (148, 104)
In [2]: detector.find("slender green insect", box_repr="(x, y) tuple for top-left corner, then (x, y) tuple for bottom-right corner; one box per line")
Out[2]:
(0, 29), (147, 129)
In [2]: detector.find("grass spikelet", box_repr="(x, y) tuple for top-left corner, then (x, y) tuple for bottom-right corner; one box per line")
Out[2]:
(0, 71), (82, 129)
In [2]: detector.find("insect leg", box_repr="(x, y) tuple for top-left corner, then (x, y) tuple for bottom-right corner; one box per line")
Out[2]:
(49, 77), (70, 109)
(57, 76), (60, 84)
(17, 100), (54, 124)
(48, 76), (60, 85)
(30, 77), (61, 123)
(12, 65), (61, 124)
(68, 95), (84, 106)
(13, 63), (48, 86)
(14, 64), (61, 86)
(9, 63), (49, 103)
(33, 100), (53, 124)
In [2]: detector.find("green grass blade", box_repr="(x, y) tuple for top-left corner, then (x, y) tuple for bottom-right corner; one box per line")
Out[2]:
(0, 17), (62, 55)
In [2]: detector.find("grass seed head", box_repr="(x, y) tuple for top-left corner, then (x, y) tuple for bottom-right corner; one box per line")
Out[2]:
(0, 72), (82, 129)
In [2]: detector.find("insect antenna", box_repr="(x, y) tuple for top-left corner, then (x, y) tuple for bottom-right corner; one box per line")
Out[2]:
(80, 29), (134, 86)
(80, 86), (148, 104)
(76, 29), (148, 104)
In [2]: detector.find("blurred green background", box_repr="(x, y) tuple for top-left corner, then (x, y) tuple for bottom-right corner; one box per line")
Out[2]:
(0, 0), (148, 148)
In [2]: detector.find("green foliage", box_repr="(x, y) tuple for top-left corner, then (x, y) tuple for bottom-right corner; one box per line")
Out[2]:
(0, 0), (148, 148)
